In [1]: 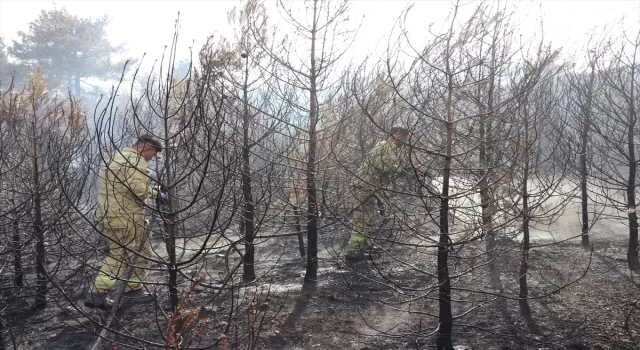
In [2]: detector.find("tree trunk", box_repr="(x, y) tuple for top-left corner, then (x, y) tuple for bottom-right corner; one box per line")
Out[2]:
(166, 211), (179, 310)
(519, 183), (530, 299)
(242, 57), (256, 282)
(519, 109), (531, 300)
(626, 151), (639, 270)
(437, 192), (453, 350)
(163, 140), (179, 309)
(12, 215), (23, 287)
(579, 66), (595, 249)
(304, 0), (320, 285)
(481, 43), (497, 276)
(33, 153), (46, 310)
(627, 60), (639, 270)
(437, 26), (455, 348)
(0, 316), (5, 350)
(292, 205), (306, 258)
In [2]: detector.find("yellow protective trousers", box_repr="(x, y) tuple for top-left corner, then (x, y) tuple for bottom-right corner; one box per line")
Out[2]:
(89, 220), (151, 295)
(348, 188), (377, 251)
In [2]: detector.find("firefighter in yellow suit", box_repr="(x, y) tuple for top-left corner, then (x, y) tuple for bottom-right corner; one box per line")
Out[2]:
(346, 127), (411, 261)
(85, 134), (166, 310)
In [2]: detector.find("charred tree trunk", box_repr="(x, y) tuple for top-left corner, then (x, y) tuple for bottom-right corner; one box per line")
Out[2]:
(165, 195), (179, 310)
(304, 0), (320, 285)
(12, 213), (23, 287)
(481, 44), (498, 276)
(437, 183), (453, 350)
(162, 135), (179, 309)
(436, 26), (455, 349)
(519, 180), (530, 299)
(32, 143), (46, 310)
(292, 205), (306, 258)
(626, 154), (639, 270)
(0, 316), (6, 350)
(241, 55), (256, 282)
(519, 110), (531, 299)
(479, 123), (496, 252)
(579, 65), (595, 249)
(627, 60), (639, 270)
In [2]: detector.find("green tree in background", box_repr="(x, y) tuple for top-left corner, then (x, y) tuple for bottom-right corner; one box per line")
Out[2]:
(0, 37), (29, 89)
(8, 8), (126, 95)
(0, 37), (12, 88)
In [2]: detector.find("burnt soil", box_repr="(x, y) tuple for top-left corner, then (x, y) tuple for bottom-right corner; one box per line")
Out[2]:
(2, 219), (639, 350)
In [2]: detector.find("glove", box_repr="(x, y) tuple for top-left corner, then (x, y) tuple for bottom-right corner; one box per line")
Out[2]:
(158, 192), (168, 203)
(153, 184), (167, 192)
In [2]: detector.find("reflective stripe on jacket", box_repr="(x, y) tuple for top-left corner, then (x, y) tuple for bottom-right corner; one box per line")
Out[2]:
(96, 147), (157, 228)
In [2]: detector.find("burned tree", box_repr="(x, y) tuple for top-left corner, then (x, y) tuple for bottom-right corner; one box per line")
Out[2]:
(588, 28), (640, 270)
(225, 0), (287, 282)
(562, 42), (606, 249)
(509, 48), (566, 299)
(253, 0), (356, 285)
(0, 66), (87, 310)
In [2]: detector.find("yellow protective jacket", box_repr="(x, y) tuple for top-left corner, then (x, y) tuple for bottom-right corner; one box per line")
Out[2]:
(352, 140), (403, 190)
(96, 147), (157, 228)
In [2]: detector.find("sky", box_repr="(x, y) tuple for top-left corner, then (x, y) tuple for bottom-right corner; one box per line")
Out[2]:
(1, 0), (639, 73)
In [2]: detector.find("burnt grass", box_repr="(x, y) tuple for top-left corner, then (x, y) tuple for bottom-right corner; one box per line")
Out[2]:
(1, 221), (639, 350)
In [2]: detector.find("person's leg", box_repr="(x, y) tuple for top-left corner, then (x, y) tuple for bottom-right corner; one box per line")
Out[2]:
(127, 220), (151, 292)
(89, 225), (128, 295)
(120, 220), (155, 304)
(86, 223), (128, 309)
(88, 220), (154, 307)
(347, 190), (375, 251)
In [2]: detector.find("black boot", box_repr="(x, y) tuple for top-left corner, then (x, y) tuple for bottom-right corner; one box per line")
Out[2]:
(84, 292), (114, 310)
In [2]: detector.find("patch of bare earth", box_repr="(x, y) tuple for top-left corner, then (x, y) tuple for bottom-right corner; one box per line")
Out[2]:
(3, 225), (639, 350)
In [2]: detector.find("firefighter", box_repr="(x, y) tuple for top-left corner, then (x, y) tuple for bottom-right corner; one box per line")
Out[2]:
(85, 134), (167, 310)
(346, 126), (411, 261)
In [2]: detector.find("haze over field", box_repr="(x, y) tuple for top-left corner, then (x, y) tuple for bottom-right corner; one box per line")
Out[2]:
(1, 1), (640, 349)
(2, 0), (638, 67)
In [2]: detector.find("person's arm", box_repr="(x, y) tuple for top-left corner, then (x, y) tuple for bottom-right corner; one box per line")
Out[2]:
(123, 159), (157, 202)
